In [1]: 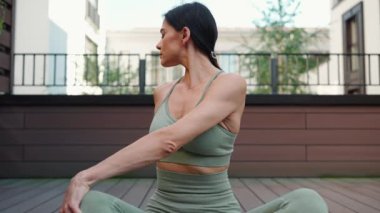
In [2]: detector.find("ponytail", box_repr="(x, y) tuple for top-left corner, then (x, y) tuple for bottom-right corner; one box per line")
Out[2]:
(209, 51), (220, 69)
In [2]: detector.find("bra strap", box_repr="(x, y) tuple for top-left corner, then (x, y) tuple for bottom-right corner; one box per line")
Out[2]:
(195, 70), (223, 106)
(162, 77), (183, 103)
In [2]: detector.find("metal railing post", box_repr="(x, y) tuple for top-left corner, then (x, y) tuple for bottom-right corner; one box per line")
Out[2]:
(139, 59), (146, 94)
(271, 53), (278, 95)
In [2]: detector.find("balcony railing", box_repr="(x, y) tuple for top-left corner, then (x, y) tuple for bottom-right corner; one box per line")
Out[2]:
(10, 53), (380, 95)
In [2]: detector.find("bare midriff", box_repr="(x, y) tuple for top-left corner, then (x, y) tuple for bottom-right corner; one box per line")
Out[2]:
(157, 161), (228, 175)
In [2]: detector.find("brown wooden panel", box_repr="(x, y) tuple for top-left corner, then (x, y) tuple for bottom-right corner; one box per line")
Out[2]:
(308, 146), (380, 161)
(228, 162), (380, 177)
(0, 106), (153, 113)
(0, 162), (156, 178)
(0, 146), (23, 161)
(244, 106), (307, 113)
(0, 113), (24, 128)
(244, 106), (380, 113)
(0, 129), (147, 145)
(0, 75), (9, 93)
(236, 129), (380, 145)
(4, 5), (11, 25)
(0, 52), (10, 70)
(24, 145), (123, 161)
(231, 145), (305, 161)
(307, 113), (380, 129)
(25, 112), (152, 129)
(241, 112), (305, 129)
(0, 30), (11, 47)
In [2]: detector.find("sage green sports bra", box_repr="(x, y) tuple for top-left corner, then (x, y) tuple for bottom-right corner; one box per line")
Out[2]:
(149, 70), (237, 167)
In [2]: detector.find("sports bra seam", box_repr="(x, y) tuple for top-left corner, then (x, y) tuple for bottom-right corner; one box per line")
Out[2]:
(153, 78), (183, 115)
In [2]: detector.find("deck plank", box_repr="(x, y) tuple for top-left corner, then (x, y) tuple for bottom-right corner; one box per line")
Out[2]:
(349, 178), (380, 194)
(311, 178), (380, 211)
(230, 179), (263, 211)
(121, 179), (155, 208)
(0, 179), (47, 201)
(0, 178), (379, 212)
(140, 180), (156, 209)
(0, 179), (62, 211)
(292, 178), (379, 213)
(338, 178), (380, 199)
(106, 178), (137, 198)
(27, 191), (65, 213)
(2, 180), (68, 213)
(240, 178), (279, 203)
(256, 178), (292, 196)
(275, 178), (356, 213)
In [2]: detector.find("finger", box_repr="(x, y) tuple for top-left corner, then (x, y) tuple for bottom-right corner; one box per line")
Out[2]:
(63, 204), (72, 213)
(69, 204), (82, 213)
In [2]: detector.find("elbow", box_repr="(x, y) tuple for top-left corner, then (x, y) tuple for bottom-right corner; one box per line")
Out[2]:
(162, 140), (178, 155)
(156, 139), (178, 160)
(153, 129), (179, 159)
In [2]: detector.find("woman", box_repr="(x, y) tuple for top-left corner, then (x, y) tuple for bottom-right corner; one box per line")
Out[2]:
(60, 2), (328, 213)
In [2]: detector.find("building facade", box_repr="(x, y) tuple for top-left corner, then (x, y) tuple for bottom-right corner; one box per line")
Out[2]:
(106, 27), (329, 93)
(329, 0), (380, 94)
(0, 0), (13, 94)
(13, 0), (105, 95)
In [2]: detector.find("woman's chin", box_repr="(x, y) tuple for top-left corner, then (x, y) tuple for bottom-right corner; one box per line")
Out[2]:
(160, 61), (177, 67)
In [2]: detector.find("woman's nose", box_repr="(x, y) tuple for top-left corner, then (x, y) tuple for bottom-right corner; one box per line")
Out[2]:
(156, 41), (161, 50)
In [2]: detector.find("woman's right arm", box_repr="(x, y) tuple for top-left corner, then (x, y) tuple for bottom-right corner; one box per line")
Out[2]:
(60, 83), (174, 213)
(61, 74), (246, 212)
(76, 74), (246, 185)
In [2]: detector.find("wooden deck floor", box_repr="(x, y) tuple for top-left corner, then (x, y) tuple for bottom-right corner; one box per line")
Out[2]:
(0, 178), (379, 213)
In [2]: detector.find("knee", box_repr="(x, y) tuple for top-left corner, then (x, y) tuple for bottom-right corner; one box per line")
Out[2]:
(292, 188), (322, 200)
(81, 190), (113, 212)
(287, 188), (328, 213)
(82, 191), (104, 204)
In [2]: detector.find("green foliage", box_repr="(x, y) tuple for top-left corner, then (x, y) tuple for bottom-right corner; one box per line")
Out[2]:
(0, 1), (5, 34)
(100, 55), (139, 95)
(243, 0), (326, 94)
(83, 54), (139, 95)
(84, 55), (99, 85)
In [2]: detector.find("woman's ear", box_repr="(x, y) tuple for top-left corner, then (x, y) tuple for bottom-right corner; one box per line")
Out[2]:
(181, 27), (191, 44)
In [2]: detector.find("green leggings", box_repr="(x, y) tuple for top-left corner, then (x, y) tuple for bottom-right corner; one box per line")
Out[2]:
(81, 170), (328, 213)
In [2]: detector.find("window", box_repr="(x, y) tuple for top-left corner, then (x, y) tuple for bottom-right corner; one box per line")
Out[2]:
(346, 16), (359, 72)
(84, 36), (98, 85)
(332, 0), (344, 8)
(86, 0), (100, 29)
(342, 2), (365, 94)
(85, 36), (98, 54)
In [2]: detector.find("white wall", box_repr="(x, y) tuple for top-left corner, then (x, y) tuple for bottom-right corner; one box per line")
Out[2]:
(330, 0), (380, 94)
(330, 0), (380, 53)
(13, 0), (106, 95)
(106, 27), (329, 90)
(14, 0), (50, 53)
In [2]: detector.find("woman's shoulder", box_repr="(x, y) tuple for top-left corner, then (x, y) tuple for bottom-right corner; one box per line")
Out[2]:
(153, 81), (177, 107)
(215, 72), (247, 95)
(219, 72), (246, 83)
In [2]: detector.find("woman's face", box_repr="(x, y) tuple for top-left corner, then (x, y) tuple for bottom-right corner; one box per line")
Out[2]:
(156, 20), (183, 67)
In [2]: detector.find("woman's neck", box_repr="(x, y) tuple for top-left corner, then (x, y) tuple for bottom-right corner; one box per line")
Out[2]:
(180, 49), (218, 89)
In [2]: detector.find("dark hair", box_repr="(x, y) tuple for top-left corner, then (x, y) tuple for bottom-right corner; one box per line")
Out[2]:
(164, 2), (220, 69)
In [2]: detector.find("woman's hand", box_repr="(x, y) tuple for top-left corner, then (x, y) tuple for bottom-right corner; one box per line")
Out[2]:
(60, 173), (90, 213)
